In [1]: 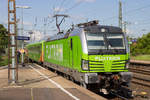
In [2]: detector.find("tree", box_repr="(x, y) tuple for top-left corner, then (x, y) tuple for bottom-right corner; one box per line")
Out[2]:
(0, 24), (8, 57)
(130, 32), (150, 56)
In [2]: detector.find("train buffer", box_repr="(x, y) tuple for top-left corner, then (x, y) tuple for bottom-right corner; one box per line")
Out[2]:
(0, 64), (106, 100)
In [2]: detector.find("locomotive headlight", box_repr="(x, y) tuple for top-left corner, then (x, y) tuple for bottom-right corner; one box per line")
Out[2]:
(101, 28), (106, 32)
(82, 60), (89, 70)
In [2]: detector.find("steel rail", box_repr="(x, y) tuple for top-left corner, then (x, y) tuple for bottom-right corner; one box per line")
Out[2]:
(132, 77), (150, 88)
(129, 68), (150, 75)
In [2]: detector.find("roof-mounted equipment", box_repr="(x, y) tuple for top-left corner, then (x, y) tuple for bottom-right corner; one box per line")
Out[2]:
(77, 20), (99, 27)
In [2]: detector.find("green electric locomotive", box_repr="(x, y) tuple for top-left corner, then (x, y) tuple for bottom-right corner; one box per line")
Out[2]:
(26, 21), (132, 97)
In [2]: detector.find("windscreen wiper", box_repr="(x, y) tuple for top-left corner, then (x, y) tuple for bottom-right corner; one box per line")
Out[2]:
(104, 36), (118, 54)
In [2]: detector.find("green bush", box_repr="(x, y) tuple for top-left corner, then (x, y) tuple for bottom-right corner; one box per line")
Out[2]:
(0, 55), (8, 66)
(130, 32), (150, 56)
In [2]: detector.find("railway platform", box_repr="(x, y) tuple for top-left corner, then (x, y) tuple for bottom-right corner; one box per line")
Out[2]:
(0, 64), (106, 100)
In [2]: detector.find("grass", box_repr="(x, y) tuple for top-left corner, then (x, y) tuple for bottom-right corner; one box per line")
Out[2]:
(0, 53), (27, 67)
(131, 55), (150, 61)
(0, 55), (8, 67)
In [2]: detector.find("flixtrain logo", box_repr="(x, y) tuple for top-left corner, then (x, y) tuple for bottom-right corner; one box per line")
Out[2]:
(95, 56), (120, 61)
(46, 44), (63, 61)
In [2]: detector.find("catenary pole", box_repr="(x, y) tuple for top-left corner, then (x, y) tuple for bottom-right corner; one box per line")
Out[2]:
(119, 0), (123, 29)
(8, 0), (18, 83)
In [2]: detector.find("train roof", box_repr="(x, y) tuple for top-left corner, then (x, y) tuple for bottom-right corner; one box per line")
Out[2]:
(46, 33), (66, 42)
(45, 25), (123, 42)
(82, 25), (122, 33)
(75, 20), (122, 33)
(26, 41), (44, 47)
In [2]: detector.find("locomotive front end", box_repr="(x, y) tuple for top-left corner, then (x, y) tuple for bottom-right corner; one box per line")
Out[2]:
(80, 25), (132, 97)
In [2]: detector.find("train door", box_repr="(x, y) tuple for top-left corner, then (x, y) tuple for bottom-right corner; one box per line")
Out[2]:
(70, 38), (73, 68)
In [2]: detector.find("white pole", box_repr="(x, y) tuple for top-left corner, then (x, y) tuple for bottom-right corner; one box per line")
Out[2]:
(21, 8), (24, 66)
(12, 36), (15, 83)
(16, 6), (31, 66)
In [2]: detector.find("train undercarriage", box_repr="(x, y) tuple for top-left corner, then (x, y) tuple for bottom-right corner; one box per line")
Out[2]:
(81, 72), (133, 98)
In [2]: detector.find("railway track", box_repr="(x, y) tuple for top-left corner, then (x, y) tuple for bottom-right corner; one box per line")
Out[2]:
(129, 67), (150, 75)
(130, 60), (150, 75)
(130, 60), (150, 88)
(132, 77), (150, 87)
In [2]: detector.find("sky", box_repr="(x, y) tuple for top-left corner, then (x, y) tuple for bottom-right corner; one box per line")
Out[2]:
(0, 0), (150, 39)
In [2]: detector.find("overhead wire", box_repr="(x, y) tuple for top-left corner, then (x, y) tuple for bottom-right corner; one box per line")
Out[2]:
(126, 4), (150, 14)
(135, 18), (150, 24)
(64, 1), (84, 13)
(136, 21), (150, 26)
(57, 0), (67, 14)
(52, 0), (60, 15)
(47, 0), (60, 30)
(52, 0), (58, 10)
(103, 3), (150, 22)
(50, 0), (82, 33)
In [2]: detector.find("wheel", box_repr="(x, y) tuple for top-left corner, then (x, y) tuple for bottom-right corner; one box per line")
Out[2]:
(70, 77), (75, 82)
(66, 75), (70, 80)
(64, 74), (69, 80)
(81, 82), (88, 89)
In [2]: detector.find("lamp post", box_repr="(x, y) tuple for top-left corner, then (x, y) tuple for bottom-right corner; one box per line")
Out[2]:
(16, 6), (31, 66)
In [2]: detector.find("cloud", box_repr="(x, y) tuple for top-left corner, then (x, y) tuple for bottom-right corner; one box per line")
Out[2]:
(70, 15), (87, 20)
(53, 7), (65, 13)
(30, 30), (44, 42)
(17, 21), (32, 26)
(23, 21), (32, 26)
(1, 20), (32, 26)
(126, 29), (135, 36)
(48, 14), (53, 18)
(76, 0), (96, 3)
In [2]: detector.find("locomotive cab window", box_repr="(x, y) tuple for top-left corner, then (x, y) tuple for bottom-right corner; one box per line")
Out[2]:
(86, 32), (106, 50)
(85, 31), (126, 54)
(106, 33), (125, 49)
